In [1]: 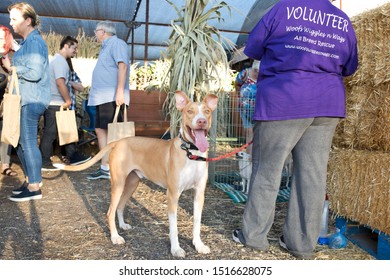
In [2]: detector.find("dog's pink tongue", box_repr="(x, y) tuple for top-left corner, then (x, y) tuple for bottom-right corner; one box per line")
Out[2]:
(194, 129), (208, 153)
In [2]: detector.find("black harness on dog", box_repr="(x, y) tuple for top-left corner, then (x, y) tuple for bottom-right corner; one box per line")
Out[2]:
(179, 132), (253, 162)
(179, 132), (207, 162)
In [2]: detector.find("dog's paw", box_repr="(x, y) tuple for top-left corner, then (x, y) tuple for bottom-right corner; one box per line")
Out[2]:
(119, 222), (132, 231)
(111, 234), (126, 245)
(171, 247), (186, 258)
(195, 242), (210, 254)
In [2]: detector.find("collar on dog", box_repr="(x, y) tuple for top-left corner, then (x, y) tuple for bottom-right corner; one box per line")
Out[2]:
(182, 139), (253, 162)
(179, 132), (253, 162)
(181, 146), (207, 161)
(179, 132), (199, 151)
(179, 132), (208, 161)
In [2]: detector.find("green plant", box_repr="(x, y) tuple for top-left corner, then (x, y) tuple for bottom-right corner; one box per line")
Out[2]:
(42, 30), (100, 58)
(162, 0), (235, 136)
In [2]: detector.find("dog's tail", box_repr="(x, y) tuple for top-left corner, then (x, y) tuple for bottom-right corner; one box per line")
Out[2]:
(53, 141), (117, 171)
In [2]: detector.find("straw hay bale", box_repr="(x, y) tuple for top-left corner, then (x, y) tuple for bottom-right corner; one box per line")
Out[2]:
(333, 83), (390, 151)
(348, 43), (390, 87)
(327, 148), (390, 235)
(347, 3), (390, 86)
(329, 4), (390, 237)
(332, 3), (390, 152)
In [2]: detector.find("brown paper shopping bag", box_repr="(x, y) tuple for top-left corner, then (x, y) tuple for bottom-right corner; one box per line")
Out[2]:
(1, 70), (21, 148)
(56, 106), (79, 145)
(107, 104), (135, 144)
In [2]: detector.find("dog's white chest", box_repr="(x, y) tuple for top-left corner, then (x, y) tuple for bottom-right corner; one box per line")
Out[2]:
(178, 158), (207, 192)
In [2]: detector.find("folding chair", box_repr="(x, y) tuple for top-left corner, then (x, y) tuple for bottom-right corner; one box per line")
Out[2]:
(77, 99), (97, 148)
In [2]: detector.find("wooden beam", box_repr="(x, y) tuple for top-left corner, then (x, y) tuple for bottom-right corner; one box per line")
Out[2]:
(0, 11), (249, 35)
(0, 11), (126, 24)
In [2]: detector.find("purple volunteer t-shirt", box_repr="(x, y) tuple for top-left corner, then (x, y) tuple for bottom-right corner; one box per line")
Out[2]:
(244, 0), (358, 121)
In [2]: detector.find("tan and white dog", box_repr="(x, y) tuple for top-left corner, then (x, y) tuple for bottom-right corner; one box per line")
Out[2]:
(54, 91), (218, 257)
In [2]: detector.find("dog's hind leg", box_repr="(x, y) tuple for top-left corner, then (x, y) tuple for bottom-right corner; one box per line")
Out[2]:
(117, 172), (140, 231)
(167, 188), (186, 258)
(107, 172), (128, 245)
(245, 179), (250, 194)
(243, 179), (249, 194)
(192, 185), (210, 254)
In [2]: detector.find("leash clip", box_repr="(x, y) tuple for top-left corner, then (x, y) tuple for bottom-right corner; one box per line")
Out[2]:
(181, 143), (207, 161)
(189, 154), (206, 161)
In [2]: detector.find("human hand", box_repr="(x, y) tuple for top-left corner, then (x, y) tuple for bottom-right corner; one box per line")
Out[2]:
(1, 56), (12, 73)
(115, 91), (125, 106)
(70, 81), (84, 92)
(61, 101), (71, 109)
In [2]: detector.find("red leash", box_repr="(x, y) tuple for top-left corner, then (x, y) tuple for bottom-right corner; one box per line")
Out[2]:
(183, 141), (253, 162)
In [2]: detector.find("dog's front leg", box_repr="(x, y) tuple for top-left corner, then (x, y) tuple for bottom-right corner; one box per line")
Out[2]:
(167, 189), (185, 257)
(192, 185), (210, 254)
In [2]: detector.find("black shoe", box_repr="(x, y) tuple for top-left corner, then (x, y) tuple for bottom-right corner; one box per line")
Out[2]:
(9, 187), (42, 202)
(12, 181), (43, 195)
(232, 229), (244, 245)
(278, 236), (314, 260)
(42, 160), (59, 171)
(278, 235), (288, 251)
(12, 181), (28, 195)
(69, 153), (91, 165)
(232, 229), (267, 251)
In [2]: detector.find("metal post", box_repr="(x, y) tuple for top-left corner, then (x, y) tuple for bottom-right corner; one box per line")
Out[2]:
(208, 104), (218, 185)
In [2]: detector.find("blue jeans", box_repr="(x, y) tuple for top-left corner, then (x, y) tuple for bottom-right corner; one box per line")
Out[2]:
(17, 103), (46, 184)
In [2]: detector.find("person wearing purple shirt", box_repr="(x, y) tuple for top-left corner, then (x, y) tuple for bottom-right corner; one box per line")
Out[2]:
(232, 0), (358, 259)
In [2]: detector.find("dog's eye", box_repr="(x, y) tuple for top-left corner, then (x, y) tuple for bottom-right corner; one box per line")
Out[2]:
(204, 109), (210, 115)
(187, 109), (194, 114)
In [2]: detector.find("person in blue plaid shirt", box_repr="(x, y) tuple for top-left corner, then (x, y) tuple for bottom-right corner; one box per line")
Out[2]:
(67, 57), (84, 110)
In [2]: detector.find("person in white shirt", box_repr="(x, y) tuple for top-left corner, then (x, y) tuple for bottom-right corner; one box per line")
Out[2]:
(40, 36), (90, 170)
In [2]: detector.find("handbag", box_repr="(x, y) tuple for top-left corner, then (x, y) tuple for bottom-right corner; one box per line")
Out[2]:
(56, 106), (79, 145)
(107, 104), (135, 144)
(1, 69), (21, 148)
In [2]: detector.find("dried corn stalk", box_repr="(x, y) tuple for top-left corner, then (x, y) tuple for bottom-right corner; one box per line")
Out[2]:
(43, 30), (100, 58)
(163, 0), (234, 136)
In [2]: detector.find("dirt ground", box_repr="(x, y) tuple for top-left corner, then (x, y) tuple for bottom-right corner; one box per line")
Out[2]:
(0, 151), (374, 260)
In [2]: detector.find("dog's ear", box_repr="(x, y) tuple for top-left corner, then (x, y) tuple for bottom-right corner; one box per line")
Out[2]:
(175, 91), (189, 111)
(203, 94), (218, 112)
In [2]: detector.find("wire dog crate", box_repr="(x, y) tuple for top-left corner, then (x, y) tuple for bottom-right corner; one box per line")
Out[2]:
(208, 92), (291, 203)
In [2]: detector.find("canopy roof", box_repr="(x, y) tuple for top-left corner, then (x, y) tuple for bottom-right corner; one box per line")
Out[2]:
(0, 0), (279, 64)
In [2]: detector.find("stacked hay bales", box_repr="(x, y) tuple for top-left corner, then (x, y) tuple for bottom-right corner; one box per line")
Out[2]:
(328, 4), (390, 235)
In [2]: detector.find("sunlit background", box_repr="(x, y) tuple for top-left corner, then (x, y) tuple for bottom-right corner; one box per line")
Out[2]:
(332, 0), (390, 17)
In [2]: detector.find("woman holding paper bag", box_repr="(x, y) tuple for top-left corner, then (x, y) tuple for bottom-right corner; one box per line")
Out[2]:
(0, 25), (19, 177)
(2, 2), (50, 202)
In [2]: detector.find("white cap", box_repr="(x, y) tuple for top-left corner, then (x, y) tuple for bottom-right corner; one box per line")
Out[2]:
(252, 60), (260, 70)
